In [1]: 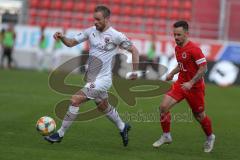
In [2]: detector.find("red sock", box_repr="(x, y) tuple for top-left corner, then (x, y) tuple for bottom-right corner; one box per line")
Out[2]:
(160, 112), (171, 133)
(201, 116), (213, 136)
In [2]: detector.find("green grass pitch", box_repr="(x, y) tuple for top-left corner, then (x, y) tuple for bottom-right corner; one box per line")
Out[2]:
(0, 69), (239, 160)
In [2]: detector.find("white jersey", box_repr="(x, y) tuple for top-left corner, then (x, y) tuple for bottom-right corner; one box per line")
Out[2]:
(74, 26), (131, 91)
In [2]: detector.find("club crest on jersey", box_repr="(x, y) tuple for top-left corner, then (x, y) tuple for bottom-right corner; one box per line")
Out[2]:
(102, 35), (117, 51)
(89, 83), (95, 88)
(104, 37), (110, 43)
(182, 52), (187, 59)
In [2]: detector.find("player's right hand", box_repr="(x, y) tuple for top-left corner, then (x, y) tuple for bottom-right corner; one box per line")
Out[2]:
(128, 73), (138, 80)
(126, 71), (138, 80)
(53, 32), (63, 40)
(166, 73), (174, 81)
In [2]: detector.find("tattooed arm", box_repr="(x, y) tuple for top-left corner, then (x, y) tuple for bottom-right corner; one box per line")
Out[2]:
(181, 64), (207, 90)
(53, 32), (79, 47)
(190, 64), (208, 84)
(166, 65), (180, 81)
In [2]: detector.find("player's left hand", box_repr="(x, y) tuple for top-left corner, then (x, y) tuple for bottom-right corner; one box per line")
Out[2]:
(181, 81), (194, 90)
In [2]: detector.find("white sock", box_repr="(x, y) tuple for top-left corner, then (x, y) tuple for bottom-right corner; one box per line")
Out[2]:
(207, 134), (214, 141)
(163, 132), (171, 138)
(57, 105), (79, 137)
(104, 105), (125, 131)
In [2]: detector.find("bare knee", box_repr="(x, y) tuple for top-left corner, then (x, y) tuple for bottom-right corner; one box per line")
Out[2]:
(71, 94), (87, 106)
(160, 104), (170, 114)
(96, 99), (109, 112)
(159, 95), (177, 114)
(193, 111), (206, 122)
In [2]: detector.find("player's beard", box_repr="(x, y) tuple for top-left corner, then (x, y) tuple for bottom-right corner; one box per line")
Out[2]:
(95, 24), (105, 32)
(175, 39), (183, 46)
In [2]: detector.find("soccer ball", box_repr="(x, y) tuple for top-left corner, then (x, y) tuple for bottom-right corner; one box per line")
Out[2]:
(36, 116), (56, 136)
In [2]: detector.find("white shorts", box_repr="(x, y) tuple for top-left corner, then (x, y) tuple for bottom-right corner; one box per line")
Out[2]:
(81, 78), (112, 102)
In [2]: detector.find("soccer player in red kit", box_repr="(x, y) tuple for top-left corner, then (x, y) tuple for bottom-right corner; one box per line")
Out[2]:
(152, 21), (215, 153)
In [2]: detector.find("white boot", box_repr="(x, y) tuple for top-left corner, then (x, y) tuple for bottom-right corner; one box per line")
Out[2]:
(152, 134), (172, 148)
(204, 134), (216, 153)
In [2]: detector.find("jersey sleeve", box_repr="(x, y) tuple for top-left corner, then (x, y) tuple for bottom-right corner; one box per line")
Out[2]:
(192, 47), (207, 66)
(115, 31), (132, 50)
(74, 27), (91, 43)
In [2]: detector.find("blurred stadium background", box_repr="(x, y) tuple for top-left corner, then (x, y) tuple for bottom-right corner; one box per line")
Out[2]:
(0, 0), (240, 160)
(0, 0), (240, 85)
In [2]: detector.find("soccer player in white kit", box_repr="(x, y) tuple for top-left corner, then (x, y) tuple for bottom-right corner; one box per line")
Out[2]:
(44, 5), (139, 147)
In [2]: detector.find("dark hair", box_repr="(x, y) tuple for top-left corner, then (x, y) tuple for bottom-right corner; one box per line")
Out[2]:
(173, 20), (189, 31)
(94, 5), (111, 18)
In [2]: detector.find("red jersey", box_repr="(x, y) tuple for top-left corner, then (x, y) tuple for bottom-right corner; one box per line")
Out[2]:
(175, 41), (207, 88)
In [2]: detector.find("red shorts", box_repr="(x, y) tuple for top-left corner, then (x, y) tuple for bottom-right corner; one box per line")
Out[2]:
(167, 83), (205, 113)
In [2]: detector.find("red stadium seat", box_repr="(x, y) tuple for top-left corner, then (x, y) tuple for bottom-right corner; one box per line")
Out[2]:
(51, 0), (62, 10)
(183, 0), (192, 10)
(73, 13), (85, 22)
(39, 10), (48, 19)
(41, 0), (51, 9)
(111, 0), (121, 5)
(122, 16), (131, 25)
(169, 9), (179, 20)
(29, 9), (37, 18)
(124, 27), (133, 33)
(155, 20), (167, 30)
(159, 0), (168, 8)
(133, 27), (142, 34)
(111, 15), (119, 25)
(134, 7), (144, 16)
(62, 12), (72, 20)
(155, 30), (165, 35)
(74, 2), (85, 11)
(121, 6), (131, 15)
(30, 0), (38, 8)
(62, 21), (71, 29)
(97, 0), (110, 4)
(159, 9), (167, 18)
(112, 5), (120, 14)
(86, 14), (94, 22)
(182, 11), (191, 20)
(48, 20), (58, 27)
(39, 19), (47, 27)
(50, 11), (61, 19)
(125, 0), (133, 5)
(134, 0), (144, 6)
(46, 20), (53, 27)
(73, 23), (84, 29)
(145, 18), (154, 27)
(172, 0), (180, 9)
(28, 18), (36, 26)
(148, 0), (158, 7)
(82, 23), (92, 28)
(63, 1), (74, 11)
(145, 8), (155, 18)
(145, 28), (154, 35)
(133, 17), (143, 26)
(86, 3), (96, 12)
